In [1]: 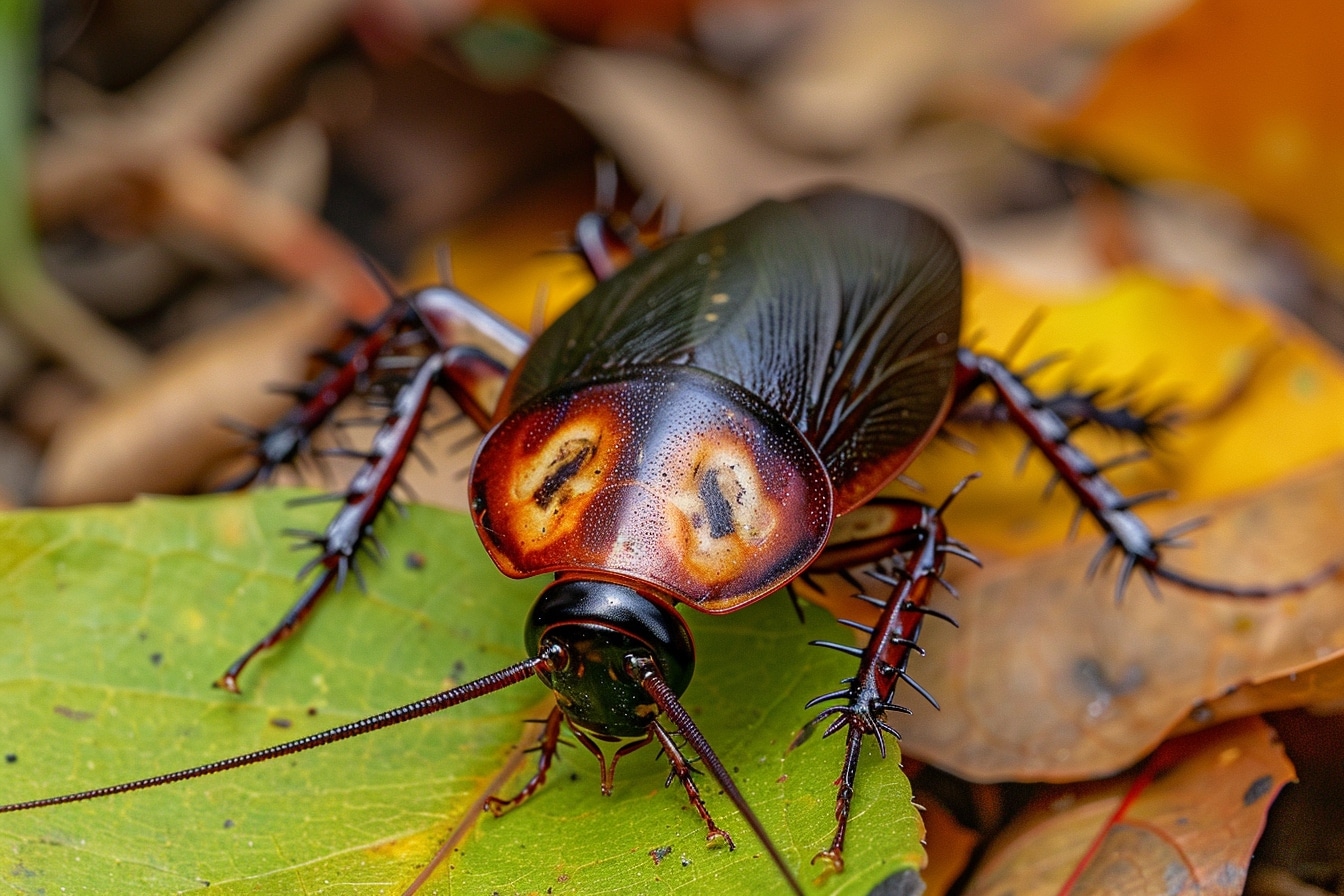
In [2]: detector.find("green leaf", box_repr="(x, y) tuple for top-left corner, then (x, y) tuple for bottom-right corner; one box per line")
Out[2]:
(0, 492), (924, 894)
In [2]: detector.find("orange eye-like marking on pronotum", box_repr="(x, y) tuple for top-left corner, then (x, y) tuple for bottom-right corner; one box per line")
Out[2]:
(471, 367), (835, 614)
(657, 437), (780, 587)
(475, 402), (626, 557)
(506, 416), (617, 550)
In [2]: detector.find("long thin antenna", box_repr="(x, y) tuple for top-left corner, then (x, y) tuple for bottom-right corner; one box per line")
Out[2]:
(630, 656), (805, 896)
(0, 658), (546, 814)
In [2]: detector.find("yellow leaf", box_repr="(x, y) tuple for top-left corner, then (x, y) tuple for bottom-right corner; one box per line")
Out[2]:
(404, 173), (598, 331)
(902, 266), (1344, 555)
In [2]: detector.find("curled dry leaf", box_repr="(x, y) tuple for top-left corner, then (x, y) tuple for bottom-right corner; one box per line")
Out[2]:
(962, 717), (1294, 896)
(38, 292), (343, 505)
(1175, 653), (1344, 731)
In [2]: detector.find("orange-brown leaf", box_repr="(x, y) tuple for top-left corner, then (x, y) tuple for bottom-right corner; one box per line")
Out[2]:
(962, 717), (1294, 896)
(1051, 0), (1344, 266)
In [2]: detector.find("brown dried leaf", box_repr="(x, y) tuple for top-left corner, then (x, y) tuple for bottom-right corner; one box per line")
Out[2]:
(962, 717), (1294, 896)
(885, 455), (1344, 782)
(1177, 654), (1344, 732)
(37, 292), (342, 504)
(918, 784), (981, 896)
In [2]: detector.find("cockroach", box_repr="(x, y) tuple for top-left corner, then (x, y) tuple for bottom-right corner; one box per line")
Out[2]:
(1, 188), (1330, 892)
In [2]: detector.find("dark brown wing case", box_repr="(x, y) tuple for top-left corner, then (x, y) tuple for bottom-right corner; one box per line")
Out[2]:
(502, 188), (962, 513)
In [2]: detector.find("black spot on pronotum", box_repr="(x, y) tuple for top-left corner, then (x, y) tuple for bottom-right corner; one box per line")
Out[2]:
(4, 754), (16, 763)
(223, 819), (235, 829)
(149, 652), (163, 666)
(1243, 773), (1274, 806)
(698, 469), (735, 538)
(534, 441), (596, 508)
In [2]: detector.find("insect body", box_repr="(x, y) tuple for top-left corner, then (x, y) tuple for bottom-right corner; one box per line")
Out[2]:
(1, 188), (1321, 891)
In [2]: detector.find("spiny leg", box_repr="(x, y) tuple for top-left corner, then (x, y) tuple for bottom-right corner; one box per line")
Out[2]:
(649, 721), (733, 848)
(802, 486), (972, 872)
(953, 348), (1335, 598)
(220, 345), (512, 691)
(220, 249), (527, 690)
(484, 705), (566, 816)
(218, 302), (418, 490)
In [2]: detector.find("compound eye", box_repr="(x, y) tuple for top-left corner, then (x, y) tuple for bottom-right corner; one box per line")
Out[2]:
(538, 639), (571, 674)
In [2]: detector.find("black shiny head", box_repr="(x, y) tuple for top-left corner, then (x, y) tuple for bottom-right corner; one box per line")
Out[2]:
(525, 579), (695, 738)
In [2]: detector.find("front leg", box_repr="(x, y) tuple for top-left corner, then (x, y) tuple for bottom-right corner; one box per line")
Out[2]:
(484, 706), (566, 816)
(649, 721), (735, 849)
(801, 486), (972, 872)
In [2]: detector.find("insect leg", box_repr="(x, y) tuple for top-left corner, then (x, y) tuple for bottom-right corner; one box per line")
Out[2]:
(953, 348), (1334, 598)
(218, 301), (417, 490)
(648, 720), (734, 848)
(569, 158), (672, 281)
(800, 491), (971, 872)
(484, 705), (566, 816)
(219, 349), (460, 691)
(221, 280), (526, 690)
